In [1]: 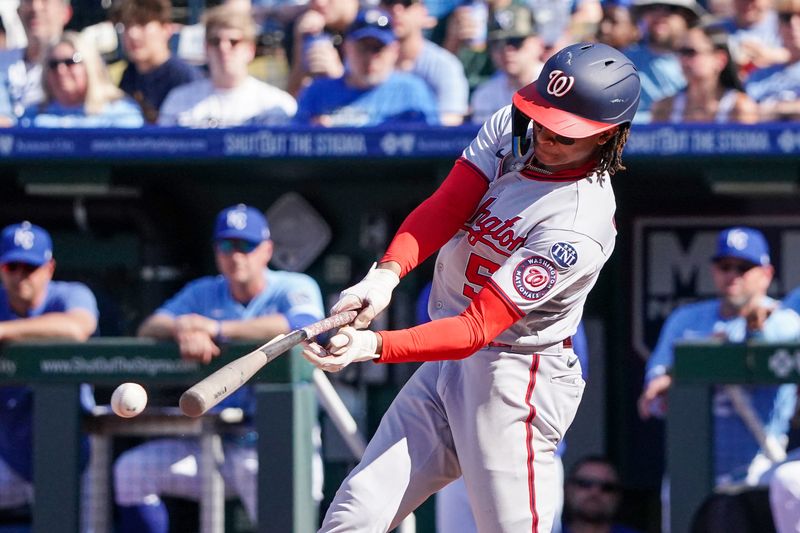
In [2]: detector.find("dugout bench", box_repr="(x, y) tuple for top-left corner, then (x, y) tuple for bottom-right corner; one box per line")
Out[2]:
(668, 341), (800, 533)
(0, 339), (318, 533)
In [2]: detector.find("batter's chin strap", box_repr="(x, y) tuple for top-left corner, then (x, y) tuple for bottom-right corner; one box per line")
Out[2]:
(511, 104), (533, 158)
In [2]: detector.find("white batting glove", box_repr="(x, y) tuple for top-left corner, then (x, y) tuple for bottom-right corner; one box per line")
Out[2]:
(302, 326), (379, 373)
(331, 263), (400, 329)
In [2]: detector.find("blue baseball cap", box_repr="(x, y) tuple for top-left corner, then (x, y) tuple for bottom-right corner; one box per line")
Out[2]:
(347, 8), (395, 44)
(0, 221), (53, 266)
(712, 227), (770, 266)
(214, 204), (270, 243)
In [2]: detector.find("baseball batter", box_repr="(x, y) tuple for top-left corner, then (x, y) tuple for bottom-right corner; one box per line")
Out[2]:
(302, 42), (641, 533)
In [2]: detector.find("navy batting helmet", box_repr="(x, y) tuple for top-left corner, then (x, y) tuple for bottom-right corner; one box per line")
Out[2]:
(511, 42), (640, 157)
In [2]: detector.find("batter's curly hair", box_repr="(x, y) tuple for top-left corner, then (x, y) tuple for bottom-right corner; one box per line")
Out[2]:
(593, 124), (631, 177)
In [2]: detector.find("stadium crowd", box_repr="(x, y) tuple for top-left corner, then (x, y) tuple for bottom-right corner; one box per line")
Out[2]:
(0, 0), (799, 127)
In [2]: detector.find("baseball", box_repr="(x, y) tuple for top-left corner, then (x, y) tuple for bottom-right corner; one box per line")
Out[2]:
(111, 383), (148, 418)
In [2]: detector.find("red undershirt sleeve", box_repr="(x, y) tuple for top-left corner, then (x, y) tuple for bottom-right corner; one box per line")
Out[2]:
(377, 280), (525, 363)
(380, 158), (489, 277)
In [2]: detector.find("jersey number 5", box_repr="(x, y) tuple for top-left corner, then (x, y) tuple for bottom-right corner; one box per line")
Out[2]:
(463, 252), (501, 300)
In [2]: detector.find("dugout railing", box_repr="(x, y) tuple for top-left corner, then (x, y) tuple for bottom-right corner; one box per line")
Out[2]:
(669, 341), (800, 533)
(0, 339), (318, 533)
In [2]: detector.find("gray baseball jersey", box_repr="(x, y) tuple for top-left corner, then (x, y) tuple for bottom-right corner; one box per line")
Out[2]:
(429, 104), (616, 349)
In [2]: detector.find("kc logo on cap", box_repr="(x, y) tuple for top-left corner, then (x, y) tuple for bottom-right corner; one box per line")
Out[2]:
(226, 209), (248, 231)
(726, 229), (750, 251)
(14, 225), (36, 250)
(0, 221), (53, 266)
(214, 204), (270, 243)
(712, 226), (770, 266)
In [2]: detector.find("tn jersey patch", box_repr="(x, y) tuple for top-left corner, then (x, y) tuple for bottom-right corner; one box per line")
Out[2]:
(512, 256), (558, 300)
(550, 242), (578, 270)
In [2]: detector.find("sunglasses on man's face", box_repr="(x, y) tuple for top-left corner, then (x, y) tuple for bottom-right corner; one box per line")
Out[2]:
(47, 53), (83, 70)
(713, 260), (758, 275)
(646, 4), (688, 15)
(206, 36), (245, 48)
(490, 37), (527, 50)
(778, 11), (800, 23)
(569, 477), (620, 493)
(382, 0), (419, 7)
(0, 262), (40, 275)
(216, 239), (259, 255)
(677, 47), (708, 57)
(532, 120), (577, 145)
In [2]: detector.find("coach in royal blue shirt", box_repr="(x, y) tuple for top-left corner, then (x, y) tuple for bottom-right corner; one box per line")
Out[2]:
(639, 227), (800, 484)
(116, 204), (324, 533)
(0, 221), (98, 509)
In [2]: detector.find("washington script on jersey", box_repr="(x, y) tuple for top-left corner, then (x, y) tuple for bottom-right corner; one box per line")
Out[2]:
(463, 198), (525, 256)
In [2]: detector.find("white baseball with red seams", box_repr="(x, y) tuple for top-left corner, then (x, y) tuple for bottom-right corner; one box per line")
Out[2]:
(111, 382), (148, 418)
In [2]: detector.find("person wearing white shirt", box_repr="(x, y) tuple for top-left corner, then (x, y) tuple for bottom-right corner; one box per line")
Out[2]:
(158, 4), (296, 128)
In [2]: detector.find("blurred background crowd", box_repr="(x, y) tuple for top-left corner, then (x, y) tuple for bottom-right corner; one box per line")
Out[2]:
(1, 0), (799, 129)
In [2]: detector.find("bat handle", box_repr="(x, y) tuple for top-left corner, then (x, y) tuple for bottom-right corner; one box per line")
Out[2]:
(303, 310), (358, 338)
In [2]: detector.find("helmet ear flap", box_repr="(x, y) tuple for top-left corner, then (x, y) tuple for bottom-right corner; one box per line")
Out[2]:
(511, 105), (532, 158)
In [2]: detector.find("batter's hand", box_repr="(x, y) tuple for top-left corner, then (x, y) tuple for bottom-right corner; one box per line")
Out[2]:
(637, 374), (672, 420)
(302, 327), (379, 372)
(331, 263), (400, 329)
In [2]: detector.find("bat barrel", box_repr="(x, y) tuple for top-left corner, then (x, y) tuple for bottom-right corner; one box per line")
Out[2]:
(179, 310), (358, 418)
(180, 389), (207, 418)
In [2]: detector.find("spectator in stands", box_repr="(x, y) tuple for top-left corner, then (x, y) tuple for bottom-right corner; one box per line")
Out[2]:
(722, 0), (788, 79)
(650, 24), (759, 123)
(595, 0), (640, 50)
(380, 0), (469, 125)
(469, 3), (544, 124)
(158, 5), (296, 127)
(18, 31), (144, 127)
(433, 0), (503, 93)
(525, 0), (603, 58)
(0, 0), (72, 119)
(745, 0), (800, 120)
(115, 204), (325, 533)
(0, 221), (98, 514)
(293, 7), (439, 127)
(111, 0), (204, 123)
(625, 0), (705, 122)
(561, 456), (643, 533)
(285, 0), (360, 97)
(638, 227), (799, 487)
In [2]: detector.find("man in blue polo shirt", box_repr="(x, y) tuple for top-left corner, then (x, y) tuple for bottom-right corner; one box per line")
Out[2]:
(0, 221), (98, 511)
(114, 204), (325, 533)
(639, 227), (800, 485)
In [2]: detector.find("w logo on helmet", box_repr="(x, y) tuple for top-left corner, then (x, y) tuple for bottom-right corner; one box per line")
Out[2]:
(546, 70), (574, 97)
